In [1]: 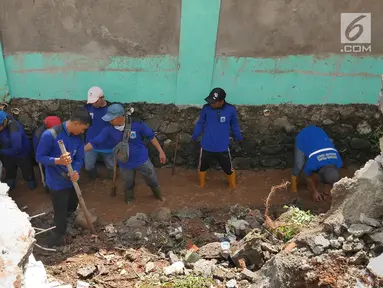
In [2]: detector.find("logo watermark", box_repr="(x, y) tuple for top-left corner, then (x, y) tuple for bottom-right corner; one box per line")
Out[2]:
(341, 13), (371, 53)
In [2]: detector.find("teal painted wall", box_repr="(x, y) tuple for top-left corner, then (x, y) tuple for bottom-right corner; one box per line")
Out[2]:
(0, 43), (10, 101)
(1, 0), (383, 105)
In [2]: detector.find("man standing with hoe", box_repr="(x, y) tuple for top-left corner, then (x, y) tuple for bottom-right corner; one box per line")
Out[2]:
(36, 108), (92, 247)
(291, 125), (343, 201)
(191, 88), (243, 189)
(85, 103), (166, 204)
(84, 86), (113, 179)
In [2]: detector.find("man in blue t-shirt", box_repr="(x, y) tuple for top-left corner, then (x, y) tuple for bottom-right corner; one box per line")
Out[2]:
(36, 108), (91, 247)
(191, 88), (243, 189)
(84, 103), (166, 204)
(0, 111), (36, 191)
(84, 86), (112, 179)
(291, 125), (343, 201)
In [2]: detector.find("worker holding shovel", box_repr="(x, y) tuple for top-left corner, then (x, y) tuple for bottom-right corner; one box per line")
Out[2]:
(33, 116), (62, 193)
(291, 125), (343, 201)
(36, 108), (91, 247)
(191, 88), (243, 189)
(84, 103), (166, 204)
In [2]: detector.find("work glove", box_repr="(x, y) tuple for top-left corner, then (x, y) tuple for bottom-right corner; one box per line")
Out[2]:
(291, 175), (298, 193)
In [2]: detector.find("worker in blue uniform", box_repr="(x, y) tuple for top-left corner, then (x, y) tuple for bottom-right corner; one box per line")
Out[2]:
(36, 108), (91, 247)
(85, 103), (166, 204)
(0, 110), (36, 190)
(191, 88), (243, 189)
(84, 86), (112, 179)
(291, 125), (343, 201)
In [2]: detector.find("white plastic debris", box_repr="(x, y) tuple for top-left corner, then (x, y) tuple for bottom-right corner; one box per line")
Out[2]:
(76, 280), (90, 288)
(24, 254), (48, 288)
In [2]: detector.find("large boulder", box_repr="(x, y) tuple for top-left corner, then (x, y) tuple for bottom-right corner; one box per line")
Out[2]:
(324, 155), (383, 232)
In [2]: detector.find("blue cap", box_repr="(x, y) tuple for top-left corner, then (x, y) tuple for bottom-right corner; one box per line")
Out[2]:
(0, 111), (7, 124)
(102, 104), (125, 122)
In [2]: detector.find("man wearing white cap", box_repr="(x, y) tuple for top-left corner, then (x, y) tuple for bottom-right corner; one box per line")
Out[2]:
(84, 86), (113, 179)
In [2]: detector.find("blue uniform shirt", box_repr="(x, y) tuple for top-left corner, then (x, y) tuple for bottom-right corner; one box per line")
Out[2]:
(296, 125), (343, 176)
(36, 122), (85, 190)
(84, 103), (110, 151)
(0, 116), (31, 158)
(192, 103), (243, 152)
(90, 120), (155, 169)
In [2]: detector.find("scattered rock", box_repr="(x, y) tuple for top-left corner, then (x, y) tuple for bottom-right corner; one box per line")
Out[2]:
(241, 268), (256, 282)
(260, 242), (279, 254)
(163, 262), (184, 276)
(198, 242), (222, 259)
(145, 262), (155, 274)
(330, 239), (341, 249)
(227, 218), (250, 237)
(124, 216), (146, 228)
(124, 248), (138, 261)
(306, 234), (330, 255)
(174, 208), (203, 219)
(350, 138), (371, 150)
(348, 224), (373, 237)
(342, 243), (353, 253)
(213, 268), (226, 281)
(356, 121), (372, 135)
(226, 279), (237, 288)
(168, 251), (179, 264)
(369, 231), (383, 245)
(360, 213), (381, 228)
(350, 251), (368, 265)
(193, 259), (216, 277)
(77, 266), (97, 278)
(152, 207), (172, 222)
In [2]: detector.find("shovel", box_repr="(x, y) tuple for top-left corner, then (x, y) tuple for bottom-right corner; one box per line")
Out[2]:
(57, 140), (97, 235)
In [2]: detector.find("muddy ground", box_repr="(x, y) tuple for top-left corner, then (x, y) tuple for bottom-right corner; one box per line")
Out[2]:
(10, 166), (356, 287)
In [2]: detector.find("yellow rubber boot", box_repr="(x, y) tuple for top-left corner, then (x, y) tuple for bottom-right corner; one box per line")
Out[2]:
(227, 170), (236, 189)
(199, 171), (207, 188)
(291, 175), (298, 192)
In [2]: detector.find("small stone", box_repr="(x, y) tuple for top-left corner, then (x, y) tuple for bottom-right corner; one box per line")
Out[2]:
(330, 239), (341, 249)
(124, 217), (146, 228)
(350, 251), (368, 265)
(314, 235), (330, 248)
(168, 251), (179, 264)
(163, 261), (184, 276)
(136, 213), (149, 222)
(370, 231), (383, 245)
(198, 242), (222, 259)
(226, 272), (236, 279)
(347, 235), (354, 242)
(213, 268), (226, 281)
(338, 237), (345, 243)
(350, 138), (371, 150)
(77, 265), (97, 278)
(175, 233), (183, 241)
(145, 262), (155, 274)
(360, 213), (381, 228)
(134, 231), (142, 240)
(226, 279), (237, 288)
(353, 242), (364, 252)
(152, 207), (172, 222)
(174, 208), (203, 219)
(240, 268), (256, 282)
(357, 121), (372, 135)
(323, 119), (334, 125)
(160, 122), (181, 134)
(342, 243), (353, 252)
(312, 246), (324, 255)
(227, 218), (250, 237)
(239, 280), (250, 288)
(260, 242), (279, 253)
(193, 259), (216, 277)
(348, 224), (373, 237)
(260, 158), (282, 168)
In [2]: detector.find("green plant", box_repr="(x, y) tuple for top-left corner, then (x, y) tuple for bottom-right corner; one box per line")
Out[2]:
(162, 276), (213, 288)
(369, 125), (383, 150)
(276, 206), (315, 242)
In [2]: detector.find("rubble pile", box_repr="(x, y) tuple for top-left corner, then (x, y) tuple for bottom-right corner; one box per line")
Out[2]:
(0, 182), (36, 288)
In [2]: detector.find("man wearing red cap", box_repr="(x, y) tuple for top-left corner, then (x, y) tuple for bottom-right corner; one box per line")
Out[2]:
(33, 116), (62, 192)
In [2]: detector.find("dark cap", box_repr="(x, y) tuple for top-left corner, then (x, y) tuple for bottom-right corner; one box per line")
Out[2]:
(204, 88), (226, 104)
(318, 165), (340, 185)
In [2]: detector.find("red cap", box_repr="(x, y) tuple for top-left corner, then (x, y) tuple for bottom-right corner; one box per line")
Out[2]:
(44, 116), (62, 129)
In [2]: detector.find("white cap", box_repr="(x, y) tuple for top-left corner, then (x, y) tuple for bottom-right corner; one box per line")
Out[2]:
(87, 86), (104, 104)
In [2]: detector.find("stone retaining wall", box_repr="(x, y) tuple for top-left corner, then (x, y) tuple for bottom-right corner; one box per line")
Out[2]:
(9, 99), (383, 170)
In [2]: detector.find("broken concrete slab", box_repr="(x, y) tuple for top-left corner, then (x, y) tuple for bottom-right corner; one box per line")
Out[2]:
(348, 224), (373, 237)
(367, 253), (383, 277)
(360, 213), (381, 228)
(0, 183), (35, 288)
(192, 259), (217, 277)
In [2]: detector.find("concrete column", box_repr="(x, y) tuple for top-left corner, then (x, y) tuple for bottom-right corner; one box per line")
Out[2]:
(0, 42), (10, 102)
(176, 0), (221, 105)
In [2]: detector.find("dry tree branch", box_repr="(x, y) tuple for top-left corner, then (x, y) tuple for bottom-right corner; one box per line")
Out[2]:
(264, 181), (290, 230)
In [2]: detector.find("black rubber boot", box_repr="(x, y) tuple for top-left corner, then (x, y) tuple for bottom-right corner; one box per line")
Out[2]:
(124, 189), (134, 204)
(107, 169), (114, 180)
(87, 169), (98, 179)
(150, 186), (163, 201)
